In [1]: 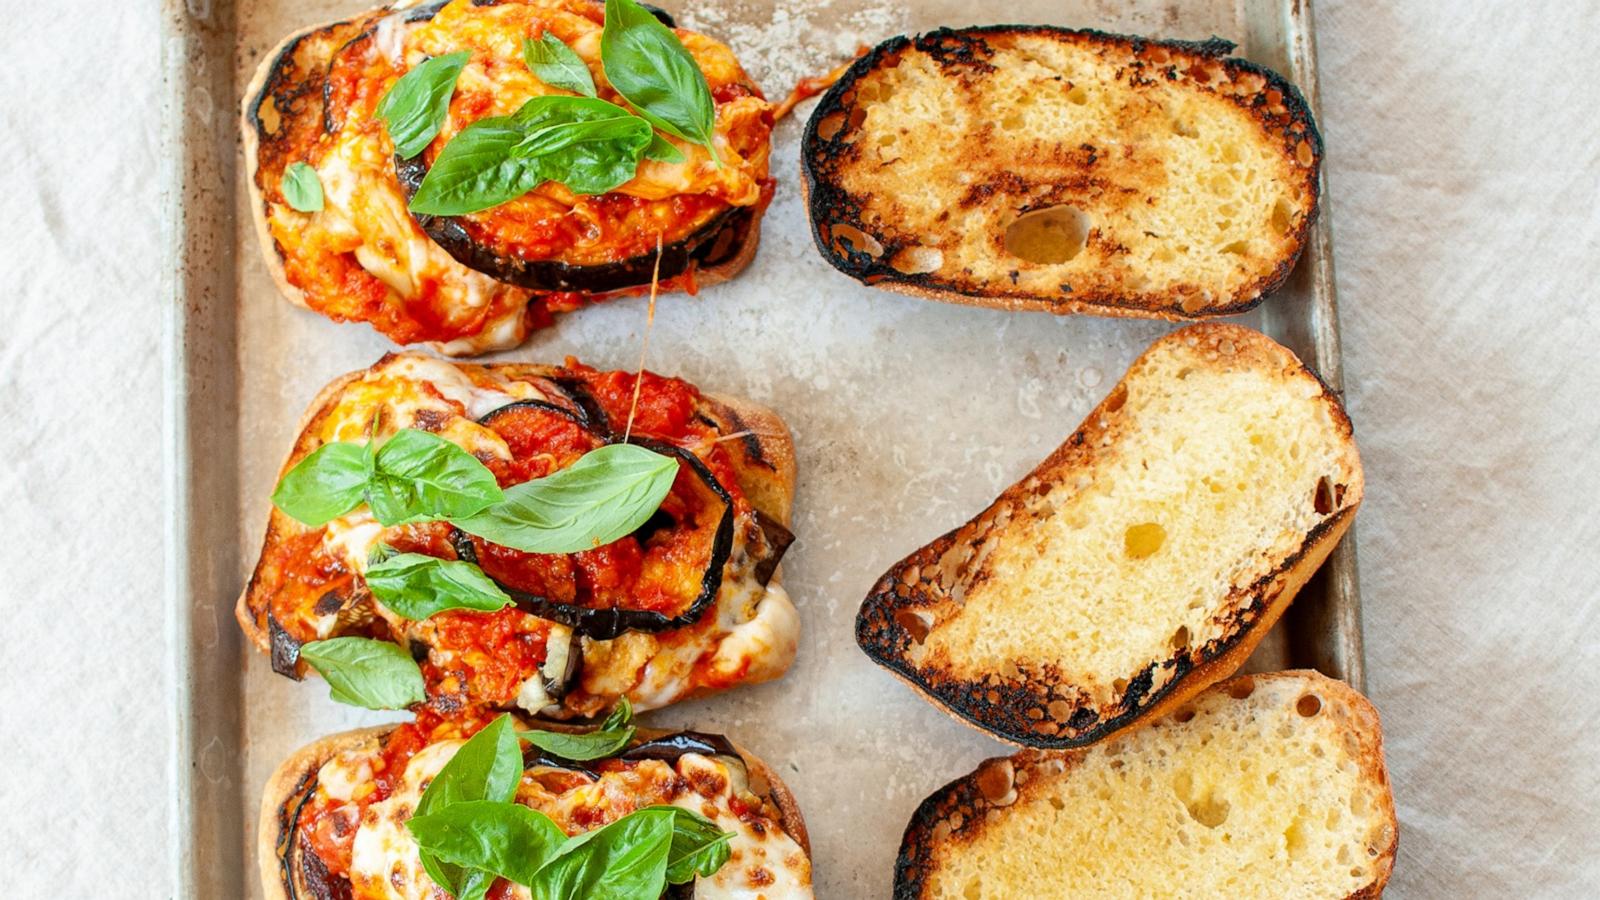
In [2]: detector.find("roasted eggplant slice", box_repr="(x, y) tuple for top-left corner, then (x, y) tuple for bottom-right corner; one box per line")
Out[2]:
(451, 438), (736, 641)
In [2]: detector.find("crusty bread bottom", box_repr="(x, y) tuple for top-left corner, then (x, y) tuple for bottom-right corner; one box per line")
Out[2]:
(257, 723), (810, 900)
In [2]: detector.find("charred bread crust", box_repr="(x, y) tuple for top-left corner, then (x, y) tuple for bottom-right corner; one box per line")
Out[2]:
(257, 722), (811, 900)
(234, 358), (797, 667)
(799, 27), (1323, 319)
(856, 324), (1362, 749)
(891, 671), (1397, 900)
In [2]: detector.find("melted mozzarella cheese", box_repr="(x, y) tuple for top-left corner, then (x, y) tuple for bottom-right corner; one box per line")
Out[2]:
(349, 741), (465, 900)
(340, 743), (810, 900)
(674, 754), (814, 899)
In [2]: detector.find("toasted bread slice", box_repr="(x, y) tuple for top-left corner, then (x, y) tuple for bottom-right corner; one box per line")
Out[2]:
(894, 671), (1397, 899)
(260, 721), (812, 899)
(801, 27), (1321, 319)
(857, 324), (1361, 748)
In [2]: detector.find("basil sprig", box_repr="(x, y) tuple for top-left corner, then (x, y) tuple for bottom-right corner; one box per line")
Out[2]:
(272, 427), (503, 528)
(403, 711), (734, 898)
(523, 34), (597, 97)
(364, 547), (512, 620)
(414, 715), (525, 900)
(298, 637), (426, 710)
(520, 699), (636, 761)
(377, 50), (471, 158)
(452, 443), (678, 553)
(281, 162), (324, 212)
(601, 0), (721, 164)
(408, 96), (655, 215)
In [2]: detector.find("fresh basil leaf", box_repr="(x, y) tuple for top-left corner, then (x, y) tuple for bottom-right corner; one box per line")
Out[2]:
(509, 96), (653, 194)
(601, 0), (720, 162)
(281, 162), (325, 212)
(408, 114), (543, 216)
(298, 637), (425, 710)
(644, 132), (686, 163)
(528, 807), (674, 900)
(408, 800), (567, 887)
(655, 805), (734, 884)
(524, 34), (597, 97)
(365, 550), (512, 620)
(377, 50), (471, 159)
(519, 698), (636, 761)
(415, 715), (524, 899)
(271, 441), (367, 526)
(451, 443), (677, 553)
(365, 429), (504, 527)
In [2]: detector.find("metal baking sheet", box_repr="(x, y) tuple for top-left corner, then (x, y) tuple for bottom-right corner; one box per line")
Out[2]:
(160, 0), (1360, 895)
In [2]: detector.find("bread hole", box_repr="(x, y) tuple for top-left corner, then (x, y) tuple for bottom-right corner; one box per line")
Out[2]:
(1179, 292), (1210, 314)
(962, 877), (982, 900)
(815, 111), (846, 141)
(1221, 240), (1250, 256)
(1284, 818), (1309, 856)
(847, 106), (867, 131)
(830, 223), (884, 259)
(1066, 85), (1089, 105)
(1227, 676), (1256, 699)
(1314, 476), (1335, 514)
(1147, 47), (1170, 64)
(890, 245), (943, 275)
(1047, 795), (1065, 810)
(893, 608), (934, 643)
(1174, 706), (1196, 723)
(975, 760), (1018, 807)
(1296, 139), (1314, 166)
(1171, 118), (1198, 138)
(1112, 677), (1129, 694)
(1271, 199), (1295, 235)
(877, 132), (898, 147)
(1000, 113), (1024, 130)
(1103, 384), (1128, 413)
(1296, 693), (1323, 717)
(1003, 205), (1090, 264)
(1169, 625), (1190, 652)
(1124, 522), (1166, 559)
(1172, 771), (1230, 827)
(1351, 867), (1366, 877)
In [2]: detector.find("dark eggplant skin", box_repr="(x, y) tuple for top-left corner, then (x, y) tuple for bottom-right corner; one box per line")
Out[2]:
(268, 612), (304, 680)
(449, 436), (736, 641)
(386, 0), (756, 294)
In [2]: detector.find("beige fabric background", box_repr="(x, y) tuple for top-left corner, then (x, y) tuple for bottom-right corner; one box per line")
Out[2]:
(0, 0), (1595, 896)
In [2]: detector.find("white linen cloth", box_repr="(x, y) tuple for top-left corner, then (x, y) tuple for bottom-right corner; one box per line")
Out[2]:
(0, 0), (1595, 896)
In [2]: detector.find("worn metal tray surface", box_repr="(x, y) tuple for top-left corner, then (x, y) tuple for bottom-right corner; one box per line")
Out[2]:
(161, 0), (1359, 895)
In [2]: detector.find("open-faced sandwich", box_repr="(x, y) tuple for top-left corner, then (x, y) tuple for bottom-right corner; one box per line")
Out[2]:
(244, 0), (774, 354)
(236, 353), (797, 719)
(802, 27), (1321, 319)
(262, 705), (813, 898)
(858, 324), (1362, 748)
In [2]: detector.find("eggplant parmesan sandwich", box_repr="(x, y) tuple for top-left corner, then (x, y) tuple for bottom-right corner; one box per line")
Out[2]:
(244, 0), (775, 354)
(236, 353), (798, 719)
(858, 325), (1362, 748)
(261, 706), (814, 898)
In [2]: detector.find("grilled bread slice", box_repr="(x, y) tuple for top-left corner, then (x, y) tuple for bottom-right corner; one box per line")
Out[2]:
(261, 720), (813, 899)
(801, 27), (1322, 319)
(857, 324), (1361, 748)
(894, 670), (1397, 899)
